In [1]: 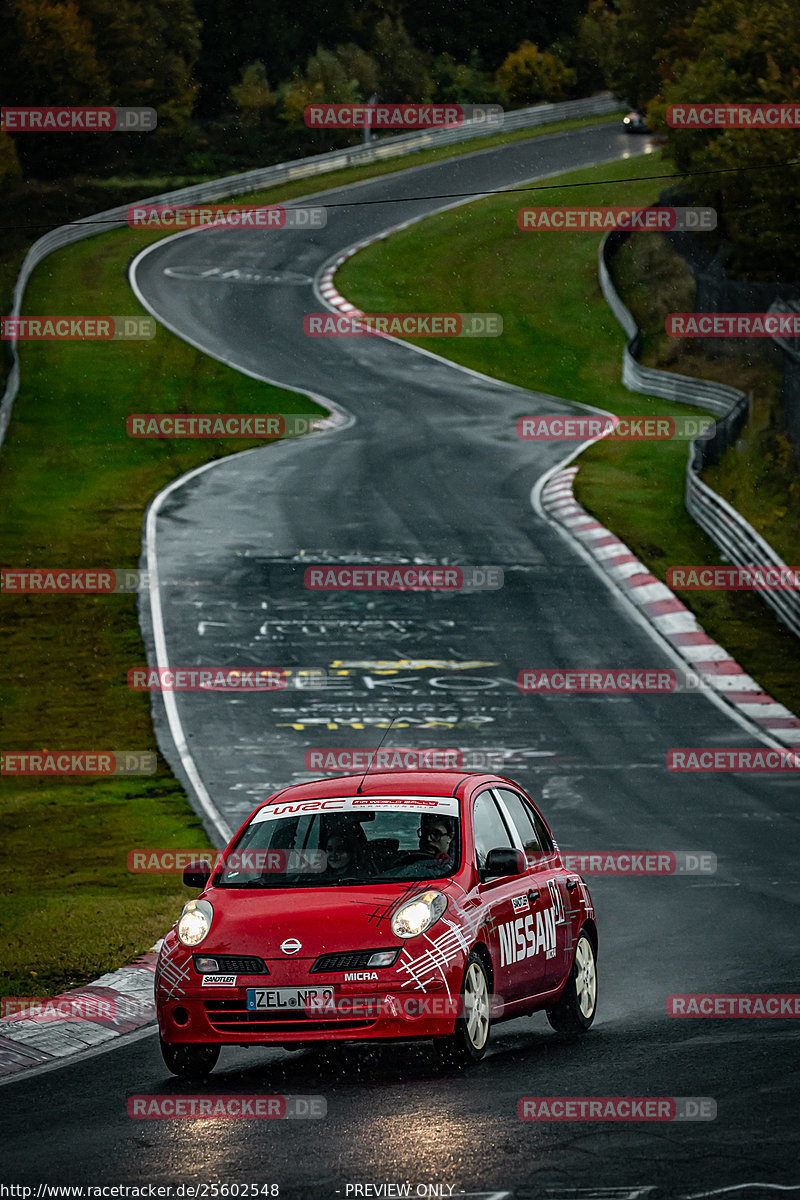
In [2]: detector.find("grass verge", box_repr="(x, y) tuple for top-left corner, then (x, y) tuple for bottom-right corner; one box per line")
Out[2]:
(0, 227), (325, 999)
(611, 233), (799, 566)
(336, 150), (800, 712)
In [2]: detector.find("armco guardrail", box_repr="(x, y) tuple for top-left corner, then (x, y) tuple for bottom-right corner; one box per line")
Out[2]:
(0, 92), (622, 452)
(600, 228), (800, 639)
(599, 229), (738, 416)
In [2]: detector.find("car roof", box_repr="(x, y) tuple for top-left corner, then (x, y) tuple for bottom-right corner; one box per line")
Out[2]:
(256, 769), (511, 811)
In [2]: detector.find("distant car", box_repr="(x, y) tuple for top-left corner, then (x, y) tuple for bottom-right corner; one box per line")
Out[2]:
(623, 110), (649, 134)
(155, 770), (598, 1078)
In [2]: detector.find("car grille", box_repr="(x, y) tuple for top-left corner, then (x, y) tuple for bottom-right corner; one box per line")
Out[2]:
(310, 949), (396, 973)
(203, 998), (374, 1034)
(193, 955), (269, 974)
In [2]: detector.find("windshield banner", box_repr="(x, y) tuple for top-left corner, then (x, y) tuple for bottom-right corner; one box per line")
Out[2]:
(252, 795), (460, 823)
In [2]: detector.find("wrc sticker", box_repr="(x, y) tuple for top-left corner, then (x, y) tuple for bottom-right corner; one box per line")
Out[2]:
(547, 878), (566, 924)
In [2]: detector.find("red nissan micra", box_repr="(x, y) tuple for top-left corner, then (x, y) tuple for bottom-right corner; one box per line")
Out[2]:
(155, 770), (598, 1078)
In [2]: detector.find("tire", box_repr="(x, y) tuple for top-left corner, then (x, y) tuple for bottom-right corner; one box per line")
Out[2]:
(546, 929), (597, 1034)
(433, 951), (491, 1067)
(160, 1038), (220, 1080)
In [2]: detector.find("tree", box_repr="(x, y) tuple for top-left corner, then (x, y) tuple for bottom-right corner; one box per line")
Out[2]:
(369, 16), (431, 101)
(398, 0), (586, 69)
(230, 61), (276, 125)
(279, 45), (363, 128)
(651, 0), (800, 279)
(4, 0), (109, 103)
(602, 0), (701, 110)
(572, 0), (619, 93)
(0, 130), (22, 190)
(79, 0), (201, 137)
(496, 40), (577, 105)
(337, 42), (380, 99)
(430, 51), (494, 104)
(191, 0), (357, 119)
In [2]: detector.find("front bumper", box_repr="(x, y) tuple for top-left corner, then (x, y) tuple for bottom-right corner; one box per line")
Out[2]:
(156, 938), (468, 1046)
(157, 984), (467, 1045)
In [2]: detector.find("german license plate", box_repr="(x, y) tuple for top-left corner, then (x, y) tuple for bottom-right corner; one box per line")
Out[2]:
(246, 987), (334, 1011)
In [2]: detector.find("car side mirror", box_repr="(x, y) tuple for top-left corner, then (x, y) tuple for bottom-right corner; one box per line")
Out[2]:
(483, 847), (526, 879)
(183, 859), (212, 889)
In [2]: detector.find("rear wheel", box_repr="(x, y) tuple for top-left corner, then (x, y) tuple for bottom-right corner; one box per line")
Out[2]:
(433, 951), (491, 1067)
(160, 1038), (220, 1079)
(546, 930), (597, 1033)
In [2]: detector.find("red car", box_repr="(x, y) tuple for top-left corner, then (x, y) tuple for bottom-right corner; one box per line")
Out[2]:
(156, 771), (598, 1078)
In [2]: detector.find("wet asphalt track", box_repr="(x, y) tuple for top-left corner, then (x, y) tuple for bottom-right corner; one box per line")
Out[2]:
(2, 123), (799, 1198)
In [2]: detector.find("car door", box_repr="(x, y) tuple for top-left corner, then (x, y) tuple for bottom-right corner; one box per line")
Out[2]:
(493, 787), (569, 992)
(472, 788), (538, 1006)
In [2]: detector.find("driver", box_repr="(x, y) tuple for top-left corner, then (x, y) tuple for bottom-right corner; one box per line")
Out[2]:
(417, 815), (457, 866)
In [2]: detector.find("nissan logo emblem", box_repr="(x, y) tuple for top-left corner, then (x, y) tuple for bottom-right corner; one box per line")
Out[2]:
(280, 938), (302, 955)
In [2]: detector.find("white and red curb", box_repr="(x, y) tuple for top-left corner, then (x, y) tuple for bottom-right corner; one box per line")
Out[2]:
(318, 246), (368, 316)
(540, 466), (800, 746)
(0, 942), (161, 1079)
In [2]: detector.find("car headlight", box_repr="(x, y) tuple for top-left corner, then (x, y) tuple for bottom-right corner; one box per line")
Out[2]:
(391, 890), (447, 939)
(177, 899), (213, 946)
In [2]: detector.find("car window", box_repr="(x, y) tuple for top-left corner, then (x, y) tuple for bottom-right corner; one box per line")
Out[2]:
(213, 805), (461, 887)
(472, 790), (514, 868)
(495, 788), (554, 860)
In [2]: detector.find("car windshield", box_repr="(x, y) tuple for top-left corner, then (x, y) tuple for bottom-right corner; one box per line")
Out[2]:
(214, 796), (462, 889)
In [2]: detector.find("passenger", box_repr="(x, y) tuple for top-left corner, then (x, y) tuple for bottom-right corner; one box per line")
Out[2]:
(320, 824), (375, 879)
(322, 832), (358, 878)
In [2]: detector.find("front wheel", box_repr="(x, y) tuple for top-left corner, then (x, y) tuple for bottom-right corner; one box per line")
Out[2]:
(160, 1038), (220, 1079)
(546, 929), (597, 1034)
(433, 952), (491, 1067)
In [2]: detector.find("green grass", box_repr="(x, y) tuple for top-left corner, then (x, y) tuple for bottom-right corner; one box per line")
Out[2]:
(0, 114), (624, 999)
(336, 151), (800, 712)
(0, 228), (324, 1000)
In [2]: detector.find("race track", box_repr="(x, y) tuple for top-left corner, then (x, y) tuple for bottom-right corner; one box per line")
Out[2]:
(2, 122), (798, 1199)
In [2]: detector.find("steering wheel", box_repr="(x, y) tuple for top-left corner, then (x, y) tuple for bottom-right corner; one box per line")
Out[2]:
(389, 849), (450, 878)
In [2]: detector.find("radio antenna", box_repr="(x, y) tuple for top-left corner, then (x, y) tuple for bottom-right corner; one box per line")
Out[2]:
(356, 716), (398, 794)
